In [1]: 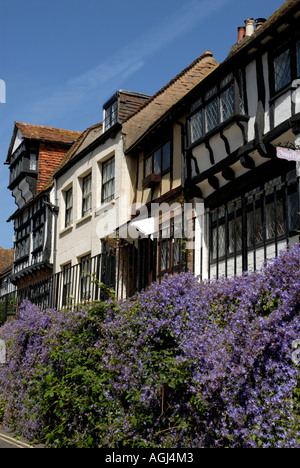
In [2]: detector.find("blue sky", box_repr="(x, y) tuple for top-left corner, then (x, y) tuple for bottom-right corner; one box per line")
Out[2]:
(0, 0), (285, 249)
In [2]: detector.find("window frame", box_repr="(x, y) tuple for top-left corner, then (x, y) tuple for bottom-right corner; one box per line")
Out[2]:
(80, 254), (91, 301)
(101, 156), (115, 204)
(271, 33), (300, 97)
(143, 139), (172, 179)
(62, 263), (72, 306)
(65, 187), (73, 228)
(103, 98), (118, 132)
(81, 173), (92, 218)
(209, 171), (299, 265)
(159, 218), (182, 275)
(187, 70), (246, 146)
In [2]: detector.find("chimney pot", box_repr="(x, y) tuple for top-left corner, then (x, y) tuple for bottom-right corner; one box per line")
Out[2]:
(238, 26), (246, 43)
(255, 18), (267, 30)
(245, 18), (255, 37)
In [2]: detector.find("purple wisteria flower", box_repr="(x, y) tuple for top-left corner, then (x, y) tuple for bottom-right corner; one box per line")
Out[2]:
(0, 245), (299, 448)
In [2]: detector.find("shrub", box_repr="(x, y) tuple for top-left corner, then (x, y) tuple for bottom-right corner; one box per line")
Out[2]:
(0, 246), (299, 447)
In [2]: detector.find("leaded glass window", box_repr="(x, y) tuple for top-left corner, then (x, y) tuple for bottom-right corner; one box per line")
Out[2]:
(220, 85), (234, 123)
(189, 110), (203, 143)
(205, 98), (218, 133)
(187, 70), (245, 145)
(274, 49), (291, 92)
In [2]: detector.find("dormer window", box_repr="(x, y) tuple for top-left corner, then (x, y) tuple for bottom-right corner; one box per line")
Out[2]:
(103, 98), (118, 132)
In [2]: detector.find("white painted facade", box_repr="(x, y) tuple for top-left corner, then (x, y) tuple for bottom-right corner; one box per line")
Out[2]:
(55, 131), (133, 272)
(186, 8), (300, 280)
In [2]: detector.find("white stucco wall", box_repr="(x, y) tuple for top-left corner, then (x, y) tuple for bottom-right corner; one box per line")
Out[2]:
(55, 132), (132, 272)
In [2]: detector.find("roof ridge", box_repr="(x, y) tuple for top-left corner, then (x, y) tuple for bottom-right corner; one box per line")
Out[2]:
(15, 121), (83, 134)
(122, 50), (215, 124)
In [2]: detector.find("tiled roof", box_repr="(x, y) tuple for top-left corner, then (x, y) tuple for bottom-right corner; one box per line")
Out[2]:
(14, 122), (82, 145)
(122, 50), (219, 151)
(49, 122), (103, 181)
(0, 247), (14, 274)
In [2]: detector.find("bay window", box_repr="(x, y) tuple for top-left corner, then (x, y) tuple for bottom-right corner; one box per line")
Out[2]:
(187, 70), (246, 146)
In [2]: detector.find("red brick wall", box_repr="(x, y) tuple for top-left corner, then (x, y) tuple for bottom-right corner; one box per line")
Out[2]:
(37, 142), (70, 193)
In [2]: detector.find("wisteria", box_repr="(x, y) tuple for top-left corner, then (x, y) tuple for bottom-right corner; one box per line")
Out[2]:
(0, 245), (299, 447)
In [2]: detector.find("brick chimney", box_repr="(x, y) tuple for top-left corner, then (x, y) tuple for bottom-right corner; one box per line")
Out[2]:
(237, 26), (246, 43)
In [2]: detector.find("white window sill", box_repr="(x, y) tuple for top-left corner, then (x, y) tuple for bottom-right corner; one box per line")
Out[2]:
(59, 224), (73, 236)
(95, 200), (116, 218)
(76, 213), (93, 226)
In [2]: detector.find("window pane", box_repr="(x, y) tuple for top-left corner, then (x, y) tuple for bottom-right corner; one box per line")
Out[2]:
(102, 158), (115, 203)
(145, 156), (152, 177)
(154, 149), (161, 174)
(160, 240), (170, 271)
(111, 100), (118, 126)
(190, 109), (203, 143)
(220, 85), (234, 122)
(238, 70), (246, 115)
(205, 86), (217, 101)
(205, 98), (218, 132)
(220, 73), (233, 88)
(162, 142), (171, 171)
(212, 224), (226, 259)
(247, 206), (263, 246)
(30, 154), (37, 171)
(297, 41), (300, 77)
(102, 180), (115, 204)
(274, 49), (291, 92)
(228, 215), (243, 254)
(82, 193), (92, 216)
(83, 174), (91, 196)
(103, 158), (114, 183)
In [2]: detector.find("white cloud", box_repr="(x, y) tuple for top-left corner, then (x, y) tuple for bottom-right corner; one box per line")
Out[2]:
(27, 0), (233, 122)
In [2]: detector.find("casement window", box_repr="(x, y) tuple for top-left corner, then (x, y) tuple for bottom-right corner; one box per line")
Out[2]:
(102, 157), (115, 204)
(62, 263), (72, 306)
(159, 219), (181, 274)
(187, 70), (246, 145)
(104, 99), (118, 132)
(80, 254), (91, 301)
(209, 170), (299, 274)
(65, 188), (73, 228)
(272, 38), (300, 94)
(82, 174), (92, 217)
(144, 140), (171, 178)
(32, 226), (44, 251)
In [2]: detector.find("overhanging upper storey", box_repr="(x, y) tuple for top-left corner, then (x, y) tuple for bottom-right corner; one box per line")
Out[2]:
(6, 122), (81, 209)
(183, 0), (300, 206)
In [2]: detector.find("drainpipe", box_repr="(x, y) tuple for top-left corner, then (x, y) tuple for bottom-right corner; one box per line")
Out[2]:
(53, 177), (58, 276)
(174, 120), (186, 188)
